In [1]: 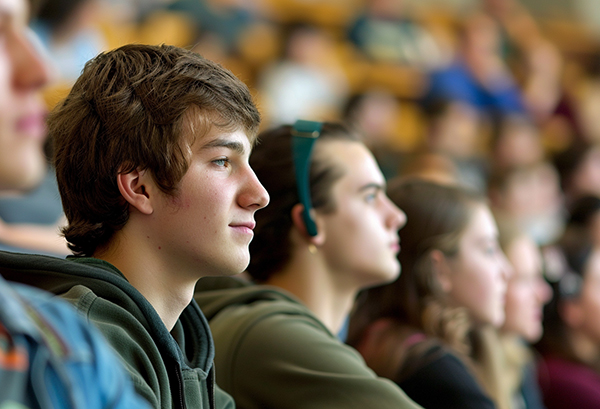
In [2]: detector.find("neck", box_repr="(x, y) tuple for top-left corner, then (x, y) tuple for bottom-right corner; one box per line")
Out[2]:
(94, 227), (196, 332)
(265, 247), (358, 335)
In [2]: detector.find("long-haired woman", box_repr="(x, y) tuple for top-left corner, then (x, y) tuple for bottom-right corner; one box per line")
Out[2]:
(347, 178), (511, 409)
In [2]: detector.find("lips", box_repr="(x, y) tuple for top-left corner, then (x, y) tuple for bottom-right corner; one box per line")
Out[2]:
(230, 221), (256, 230)
(229, 221), (256, 235)
(17, 110), (47, 141)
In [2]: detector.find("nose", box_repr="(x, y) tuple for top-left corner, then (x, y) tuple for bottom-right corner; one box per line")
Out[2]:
(240, 166), (270, 210)
(384, 194), (407, 231)
(12, 28), (51, 90)
(499, 251), (513, 283)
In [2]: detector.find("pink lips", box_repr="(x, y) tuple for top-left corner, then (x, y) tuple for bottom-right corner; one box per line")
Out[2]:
(230, 222), (256, 235)
(17, 111), (47, 141)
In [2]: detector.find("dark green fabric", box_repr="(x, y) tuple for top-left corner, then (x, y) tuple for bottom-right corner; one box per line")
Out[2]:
(195, 276), (423, 409)
(0, 251), (234, 409)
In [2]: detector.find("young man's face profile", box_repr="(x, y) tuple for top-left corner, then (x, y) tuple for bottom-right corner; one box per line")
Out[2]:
(0, 0), (49, 191)
(147, 126), (269, 277)
(318, 141), (406, 287)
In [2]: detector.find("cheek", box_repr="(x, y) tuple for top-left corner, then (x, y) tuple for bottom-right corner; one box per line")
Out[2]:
(456, 262), (503, 314)
(504, 287), (520, 313)
(508, 284), (530, 308)
(323, 208), (382, 265)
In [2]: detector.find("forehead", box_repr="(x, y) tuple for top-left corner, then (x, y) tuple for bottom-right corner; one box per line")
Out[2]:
(190, 122), (251, 153)
(507, 235), (541, 277)
(319, 140), (384, 187)
(182, 109), (253, 148)
(461, 203), (497, 243)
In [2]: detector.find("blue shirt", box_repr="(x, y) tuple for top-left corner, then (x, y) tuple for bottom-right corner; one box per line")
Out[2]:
(0, 275), (151, 408)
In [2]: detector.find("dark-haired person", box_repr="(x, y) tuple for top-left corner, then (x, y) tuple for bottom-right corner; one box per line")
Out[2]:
(195, 121), (423, 409)
(0, 0), (150, 406)
(1, 43), (269, 408)
(535, 235), (600, 409)
(347, 179), (511, 409)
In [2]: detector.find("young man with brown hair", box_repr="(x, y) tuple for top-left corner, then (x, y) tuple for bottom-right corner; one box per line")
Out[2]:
(1, 43), (269, 408)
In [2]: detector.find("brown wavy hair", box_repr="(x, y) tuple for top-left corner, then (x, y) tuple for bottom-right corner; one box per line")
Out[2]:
(348, 179), (486, 357)
(50, 44), (260, 256)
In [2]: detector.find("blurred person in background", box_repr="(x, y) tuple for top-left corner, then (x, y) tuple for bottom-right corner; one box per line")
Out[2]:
(496, 213), (551, 409)
(488, 161), (565, 246)
(31, 0), (106, 84)
(348, 0), (444, 68)
(343, 90), (405, 179)
(258, 24), (349, 126)
(535, 235), (600, 409)
(490, 113), (545, 174)
(553, 140), (600, 208)
(421, 98), (489, 192)
(482, 0), (563, 123)
(424, 12), (527, 119)
(0, 0), (150, 406)
(0, 0), (102, 256)
(348, 178), (511, 409)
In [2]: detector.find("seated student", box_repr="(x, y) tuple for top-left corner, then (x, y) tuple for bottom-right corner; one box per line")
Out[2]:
(347, 178), (511, 409)
(496, 214), (551, 409)
(195, 121), (423, 409)
(0, 0), (149, 406)
(535, 235), (600, 409)
(0, 43), (269, 408)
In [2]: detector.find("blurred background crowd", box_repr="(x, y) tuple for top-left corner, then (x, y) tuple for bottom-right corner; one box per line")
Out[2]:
(14, 0), (600, 255)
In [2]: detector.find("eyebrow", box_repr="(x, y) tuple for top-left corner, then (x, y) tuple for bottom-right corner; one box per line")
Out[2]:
(358, 183), (385, 193)
(200, 138), (245, 155)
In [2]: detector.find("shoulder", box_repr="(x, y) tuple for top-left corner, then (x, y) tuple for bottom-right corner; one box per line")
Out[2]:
(398, 344), (496, 409)
(208, 289), (333, 360)
(55, 283), (162, 402)
(208, 291), (423, 409)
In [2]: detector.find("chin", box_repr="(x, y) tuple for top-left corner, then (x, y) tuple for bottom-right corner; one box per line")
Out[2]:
(364, 267), (400, 288)
(228, 254), (251, 275)
(18, 158), (47, 191)
(524, 327), (543, 343)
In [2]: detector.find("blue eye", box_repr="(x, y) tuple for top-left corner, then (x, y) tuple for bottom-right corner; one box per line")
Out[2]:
(213, 158), (229, 167)
(365, 192), (377, 203)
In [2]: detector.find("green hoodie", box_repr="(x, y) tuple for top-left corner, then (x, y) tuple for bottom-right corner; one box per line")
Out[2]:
(0, 251), (234, 409)
(195, 276), (424, 409)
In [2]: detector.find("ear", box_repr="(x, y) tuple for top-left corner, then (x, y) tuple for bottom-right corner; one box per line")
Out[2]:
(290, 203), (325, 247)
(430, 249), (453, 293)
(117, 168), (154, 215)
(561, 299), (584, 330)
